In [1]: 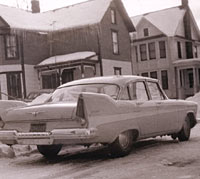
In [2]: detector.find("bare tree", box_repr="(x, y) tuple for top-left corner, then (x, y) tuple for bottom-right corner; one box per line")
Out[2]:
(15, 0), (30, 10)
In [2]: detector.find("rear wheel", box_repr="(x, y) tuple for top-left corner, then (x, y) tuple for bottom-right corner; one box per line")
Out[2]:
(109, 131), (133, 157)
(178, 117), (191, 141)
(37, 145), (62, 158)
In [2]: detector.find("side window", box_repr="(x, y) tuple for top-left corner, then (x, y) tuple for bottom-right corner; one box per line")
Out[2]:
(128, 82), (148, 101)
(120, 86), (130, 100)
(147, 82), (165, 100)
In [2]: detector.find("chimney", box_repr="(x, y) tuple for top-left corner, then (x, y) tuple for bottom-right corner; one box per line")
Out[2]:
(181, 0), (188, 8)
(31, 0), (40, 13)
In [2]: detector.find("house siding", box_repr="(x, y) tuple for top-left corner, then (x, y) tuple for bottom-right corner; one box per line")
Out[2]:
(0, 73), (7, 100)
(100, 2), (131, 62)
(52, 26), (99, 56)
(24, 64), (40, 95)
(23, 32), (50, 65)
(102, 58), (132, 75)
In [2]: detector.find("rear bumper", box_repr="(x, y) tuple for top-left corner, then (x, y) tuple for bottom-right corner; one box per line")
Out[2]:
(0, 128), (97, 145)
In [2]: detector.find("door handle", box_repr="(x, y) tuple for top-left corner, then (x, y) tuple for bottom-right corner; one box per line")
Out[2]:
(156, 102), (162, 105)
(136, 102), (143, 105)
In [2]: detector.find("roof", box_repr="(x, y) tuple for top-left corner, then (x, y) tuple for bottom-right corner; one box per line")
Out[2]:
(36, 51), (97, 68)
(59, 75), (158, 88)
(0, 0), (134, 32)
(131, 6), (186, 36)
(173, 58), (200, 67)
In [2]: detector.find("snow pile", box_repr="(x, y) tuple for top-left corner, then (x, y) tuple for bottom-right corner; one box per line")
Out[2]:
(0, 144), (15, 158)
(186, 92), (200, 118)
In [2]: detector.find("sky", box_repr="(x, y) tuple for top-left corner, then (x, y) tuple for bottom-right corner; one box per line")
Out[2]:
(0, 0), (199, 27)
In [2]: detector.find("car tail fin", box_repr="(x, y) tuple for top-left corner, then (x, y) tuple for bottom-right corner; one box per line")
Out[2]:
(76, 94), (88, 126)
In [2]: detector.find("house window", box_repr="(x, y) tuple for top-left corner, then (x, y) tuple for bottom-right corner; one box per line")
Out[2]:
(42, 72), (59, 89)
(140, 44), (147, 61)
(150, 71), (157, 79)
(186, 42), (193, 59)
(159, 41), (166, 58)
(141, 72), (148, 77)
(177, 41), (182, 59)
(5, 35), (18, 59)
(187, 69), (193, 88)
(111, 9), (116, 24)
(161, 70), (169, 90)
(6, 72), (22, 99)
(135, 46), (138, 62)
(62, 69), (74, 84)
(112, 31), (119, 54)
(144, 28), (149, 37)
(114, 67), (122, 75)
(148, 42), (156, 60)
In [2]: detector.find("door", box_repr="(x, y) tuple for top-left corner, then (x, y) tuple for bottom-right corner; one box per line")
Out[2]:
(128, 81), (158, 136)
(147, 81), (179, 133)
(7, 72), (22, 99)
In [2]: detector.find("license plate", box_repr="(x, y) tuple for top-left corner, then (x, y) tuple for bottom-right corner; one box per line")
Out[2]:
(30, 123), (46, 132)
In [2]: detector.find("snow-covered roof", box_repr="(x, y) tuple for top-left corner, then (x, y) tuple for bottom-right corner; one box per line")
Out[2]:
(131, 6), (186, 36)
(36, 51), (97, 67)
(173, 58), (200, 67)
(0, 0), (112, 32)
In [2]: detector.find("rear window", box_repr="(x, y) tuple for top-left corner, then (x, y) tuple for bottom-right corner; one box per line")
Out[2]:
(48, 83), (120, 102)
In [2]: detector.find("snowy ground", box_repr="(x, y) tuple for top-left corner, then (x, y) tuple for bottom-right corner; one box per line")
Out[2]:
(0, 124), (199, 179)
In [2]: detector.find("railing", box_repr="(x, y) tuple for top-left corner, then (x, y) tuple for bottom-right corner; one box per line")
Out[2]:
(0, 92), (22, 101)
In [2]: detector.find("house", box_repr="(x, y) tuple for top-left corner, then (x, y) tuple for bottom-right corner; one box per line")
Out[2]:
(0, 0), (135, 100)
(131, 0), (200, 99)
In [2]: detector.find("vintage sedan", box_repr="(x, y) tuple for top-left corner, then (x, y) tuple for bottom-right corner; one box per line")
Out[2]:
(0, 76), (197, 157)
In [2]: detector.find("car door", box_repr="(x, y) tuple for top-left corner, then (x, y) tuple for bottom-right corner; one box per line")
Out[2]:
(146, 81), (179, 134)
(128, 81), (158, 137)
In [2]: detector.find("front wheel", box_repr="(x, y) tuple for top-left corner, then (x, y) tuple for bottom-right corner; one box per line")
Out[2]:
(37, 145), (62, 158)
(109, 131), (133, 157)
(178, 117), (191, 141)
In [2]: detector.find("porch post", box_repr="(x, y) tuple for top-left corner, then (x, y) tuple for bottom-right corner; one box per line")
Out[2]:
(193, 67), (197, 94)
(177, 68), (181, 99)
(81, 63), (85, 78)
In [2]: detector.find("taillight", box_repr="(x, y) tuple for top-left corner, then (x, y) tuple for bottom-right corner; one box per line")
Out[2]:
(0, 117), (4, 128)
(76, 94), (87, 126)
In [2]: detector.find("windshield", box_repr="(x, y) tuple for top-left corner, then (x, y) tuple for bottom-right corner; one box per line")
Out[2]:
(48, 83), (120, 102)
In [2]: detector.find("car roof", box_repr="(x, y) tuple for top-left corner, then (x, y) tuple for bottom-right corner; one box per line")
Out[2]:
(58, 75), (158, 88)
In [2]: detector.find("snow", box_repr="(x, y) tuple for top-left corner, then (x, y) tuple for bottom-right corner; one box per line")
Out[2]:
(0, 0), (112, 32)
(173, 58), (200, 67)
(36, 51), (97, 67)
(131, 6), (186, 36)
(186, 92), (200, 118)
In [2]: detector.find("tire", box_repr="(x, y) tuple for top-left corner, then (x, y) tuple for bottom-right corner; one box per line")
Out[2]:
(109, 131), (134, 157)
(178, 117), (191, 142)
(37, 145), (62, 158)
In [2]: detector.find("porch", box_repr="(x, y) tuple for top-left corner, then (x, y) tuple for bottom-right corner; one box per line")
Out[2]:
(173, 58), (200, 99)
(35, 51), (99, 90)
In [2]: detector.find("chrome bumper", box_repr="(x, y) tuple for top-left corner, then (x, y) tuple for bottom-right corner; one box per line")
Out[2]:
(0, 128), (97, 145)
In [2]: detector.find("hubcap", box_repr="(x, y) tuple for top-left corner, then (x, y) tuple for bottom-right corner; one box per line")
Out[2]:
(118, 132), (130, 149)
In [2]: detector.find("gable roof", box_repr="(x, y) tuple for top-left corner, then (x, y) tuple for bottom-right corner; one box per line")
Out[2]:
(0, 0), (135, 32)
(131, 6), (186, 36)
